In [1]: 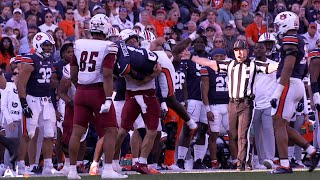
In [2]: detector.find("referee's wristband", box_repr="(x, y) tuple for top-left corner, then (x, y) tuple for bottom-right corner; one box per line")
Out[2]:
(205, 105), (211, 113)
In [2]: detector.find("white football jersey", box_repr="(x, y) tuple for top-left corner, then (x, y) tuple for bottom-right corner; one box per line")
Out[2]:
(62, 64), (76, 100)
(74, 39), (118, 85)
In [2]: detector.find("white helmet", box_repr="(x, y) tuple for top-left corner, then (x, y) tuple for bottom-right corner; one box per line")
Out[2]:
(108, 27), (120, 37)
(258, 33), (276, 43)
(89, 14), (112, 36)
(119, 29), (140, 41)
(274, 11), (299, 35)
(32, 32), (55, 57)
(140, 30), (156, 42)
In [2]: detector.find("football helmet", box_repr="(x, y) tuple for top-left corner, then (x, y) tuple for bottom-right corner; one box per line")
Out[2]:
(258, 32), (276, 43)
(108, 27), (120, 37)
(89, 14), (112, 37)
(119, 29), (140, 42)
(274, 11), (299, 35)
(32, 32), (55, 58)
(140, 30), (156, 42)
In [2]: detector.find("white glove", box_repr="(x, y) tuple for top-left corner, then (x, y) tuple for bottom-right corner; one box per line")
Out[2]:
(188, 31), (199, 41)
(99, 98), (112, 114)
(161, 102), (168, 120)
(314, 92), (320, 111)
(134, 95), (147, 114)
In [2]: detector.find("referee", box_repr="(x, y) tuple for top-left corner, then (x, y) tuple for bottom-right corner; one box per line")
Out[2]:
(187, 40), (278, 170)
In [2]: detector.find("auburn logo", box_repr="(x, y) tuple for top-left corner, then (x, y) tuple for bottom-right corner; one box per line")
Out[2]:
(279, 14), (287, 20)
(36, 35), (43, 41)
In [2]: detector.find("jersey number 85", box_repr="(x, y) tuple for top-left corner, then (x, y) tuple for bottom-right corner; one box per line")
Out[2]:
(79, 51), (99, 72)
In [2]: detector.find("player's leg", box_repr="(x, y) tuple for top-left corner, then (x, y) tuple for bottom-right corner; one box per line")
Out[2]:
(208, 105), (222, 169)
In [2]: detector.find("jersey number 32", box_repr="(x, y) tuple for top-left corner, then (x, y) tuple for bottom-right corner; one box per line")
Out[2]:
(79, 51), (99, 72)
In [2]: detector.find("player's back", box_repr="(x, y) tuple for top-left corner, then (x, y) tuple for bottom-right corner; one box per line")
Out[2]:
(24, 53), (54, 97)
(74, 39), (116, 85)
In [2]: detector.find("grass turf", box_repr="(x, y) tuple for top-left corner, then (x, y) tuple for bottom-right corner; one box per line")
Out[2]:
(10, 170), (320, 180)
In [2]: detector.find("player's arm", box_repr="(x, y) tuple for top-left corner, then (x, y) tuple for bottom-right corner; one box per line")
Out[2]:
(17, 63), (34, 99)
(191, 56), (219, 72)
(70, 55), (79, 88)
(200, 69), (213, 121)
(58, 76), (72, 105)
(172, 32), (199, 59)
(50, 70), (59, 88)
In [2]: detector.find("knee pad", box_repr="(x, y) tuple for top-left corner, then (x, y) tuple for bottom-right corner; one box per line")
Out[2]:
(137, 128), (146, 140)
(165, 122), (177, 150)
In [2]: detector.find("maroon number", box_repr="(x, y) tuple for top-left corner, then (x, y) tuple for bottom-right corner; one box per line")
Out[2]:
(79, 51), (99, 72)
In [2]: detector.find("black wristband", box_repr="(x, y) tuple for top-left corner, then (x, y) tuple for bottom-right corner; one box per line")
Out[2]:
(311, 82), (319, 94)
(20, 97), (27, 106)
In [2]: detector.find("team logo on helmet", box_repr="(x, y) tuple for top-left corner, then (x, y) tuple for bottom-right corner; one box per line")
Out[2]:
(279, 14), (287, 20)
(36, 35), (43, 41)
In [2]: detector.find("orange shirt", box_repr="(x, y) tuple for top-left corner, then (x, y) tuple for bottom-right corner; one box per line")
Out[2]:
(0, 52), (15, 71)
(245, 22), (266, 44)
(58, 20), (75, 37)
(152, 20), (169, 37)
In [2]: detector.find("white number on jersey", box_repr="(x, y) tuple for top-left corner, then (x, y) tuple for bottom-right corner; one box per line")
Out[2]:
(37, 68), (52, 83)
(216, 76), (228, 92)
(174, 72), (185, 90)
(195, 63), (202, 76)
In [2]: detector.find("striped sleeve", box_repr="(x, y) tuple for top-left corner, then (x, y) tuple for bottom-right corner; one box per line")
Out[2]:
(107, 43), (119, 55)
(309, 48), (320, 60)
(282, 35), (298, 46)
(13, 55), (23, 64)
(200, 67), (209, 76)
(21, 56), (34, 65)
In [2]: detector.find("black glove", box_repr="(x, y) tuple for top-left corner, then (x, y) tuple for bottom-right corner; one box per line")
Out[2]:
(296, 102), (304, 112)
(20, 98), (33, 118)
(270, 98), (277, 108)
(316, 104), (320, 111)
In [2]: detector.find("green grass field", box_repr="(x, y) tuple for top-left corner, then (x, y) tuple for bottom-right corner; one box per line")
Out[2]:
(9, 170), (320, 180)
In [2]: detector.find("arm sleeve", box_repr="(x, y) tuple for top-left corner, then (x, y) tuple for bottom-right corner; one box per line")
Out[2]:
(156, 77), (165, 104)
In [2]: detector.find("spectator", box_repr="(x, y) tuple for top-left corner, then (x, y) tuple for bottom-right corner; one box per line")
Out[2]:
(144, 0), (155, 22)
(213, 36), (226, 50)
(145, 23), (157, 36)
(223, 23), (237, 58)
(167, 9), (180, 27)
(197, 0), (213, 13)
(89, 0), (103, 13)
(105, 0), (118, 22)
(153, 9), (169, 37)
(175, 0), (194, 24)
(111, 7), (133, 30)
(284, 0), (308, 9)
(0, 37), (15, 72)
(307, 0), (320, 23)
(169, 26), (182, 42)
(190, 9), (201, 25)
(316, 10), (320, 36)
(74, 0), (91, 22)
(245, 12), (266, 48)
(58, 8), (75, 38)
(39, 11), (58, 33)
(0, 5), (11, 25)
(273, 2), (287, 19)
(153, 0), (180, 17)
(53, 27), (65, 60)
(199, 8), (222, 36)
(5, 8), (28, 38)
(124, 0), (140, 24)
(135, 10), (150, 31)
(46, 0), (64, 23)
(12, 0), (21, 11)
(19, 25), (39, 55)
(26, 14), (38, 28)
(115, 0), (124, 10)
(256, 1), (273, 26)
(216, 0), (235, 29)
(303, 22), (319, 51)
(290, 3), (308, 34)
(181, 21), (197, 39)
(25, 0), (44, 27)
(234, 0), (254, 35)
(205, 25), (216, 52)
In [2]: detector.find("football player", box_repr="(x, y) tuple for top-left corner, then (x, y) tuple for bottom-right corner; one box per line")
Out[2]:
(270, 11), (320, 174)
(68, 14), (126, 179)
(17, 32), (59, 175)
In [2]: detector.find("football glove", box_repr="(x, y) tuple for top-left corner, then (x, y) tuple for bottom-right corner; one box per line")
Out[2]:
(314, 93), (320, 111)
(270, 84), (285, 108)
(20, 98), (33, 118)
(99, 98), (112, 114)
(160, 102), (168, 121)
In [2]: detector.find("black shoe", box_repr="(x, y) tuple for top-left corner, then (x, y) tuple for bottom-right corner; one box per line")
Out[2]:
(236, 162), (245, 171)
(309, 151), (320, 172)
(177, 159), (185, 169)
(31, 166), (43, 174)
(290, 158), (304, 168)
(193, 159), (208, 169)
(269, 166), (293, 174)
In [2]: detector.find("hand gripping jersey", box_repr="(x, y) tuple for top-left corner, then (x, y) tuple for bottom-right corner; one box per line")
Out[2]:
(62, 64), (76, 100)
(277, 34), (307, 79)
(201, 66), (229, 105)
(74, 39), (118, 85)
(186, 52), (212, 101)
(23, 53), (54, 97)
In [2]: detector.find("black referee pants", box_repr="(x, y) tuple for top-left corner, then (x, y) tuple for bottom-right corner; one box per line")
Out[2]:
(228, 99), (253, 165)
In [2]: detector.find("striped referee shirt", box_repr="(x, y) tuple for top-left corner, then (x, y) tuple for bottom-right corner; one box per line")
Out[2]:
(217, 58), (277, 99)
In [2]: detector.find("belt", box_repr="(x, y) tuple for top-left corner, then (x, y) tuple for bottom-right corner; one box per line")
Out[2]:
(229, 96), (254, 103)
